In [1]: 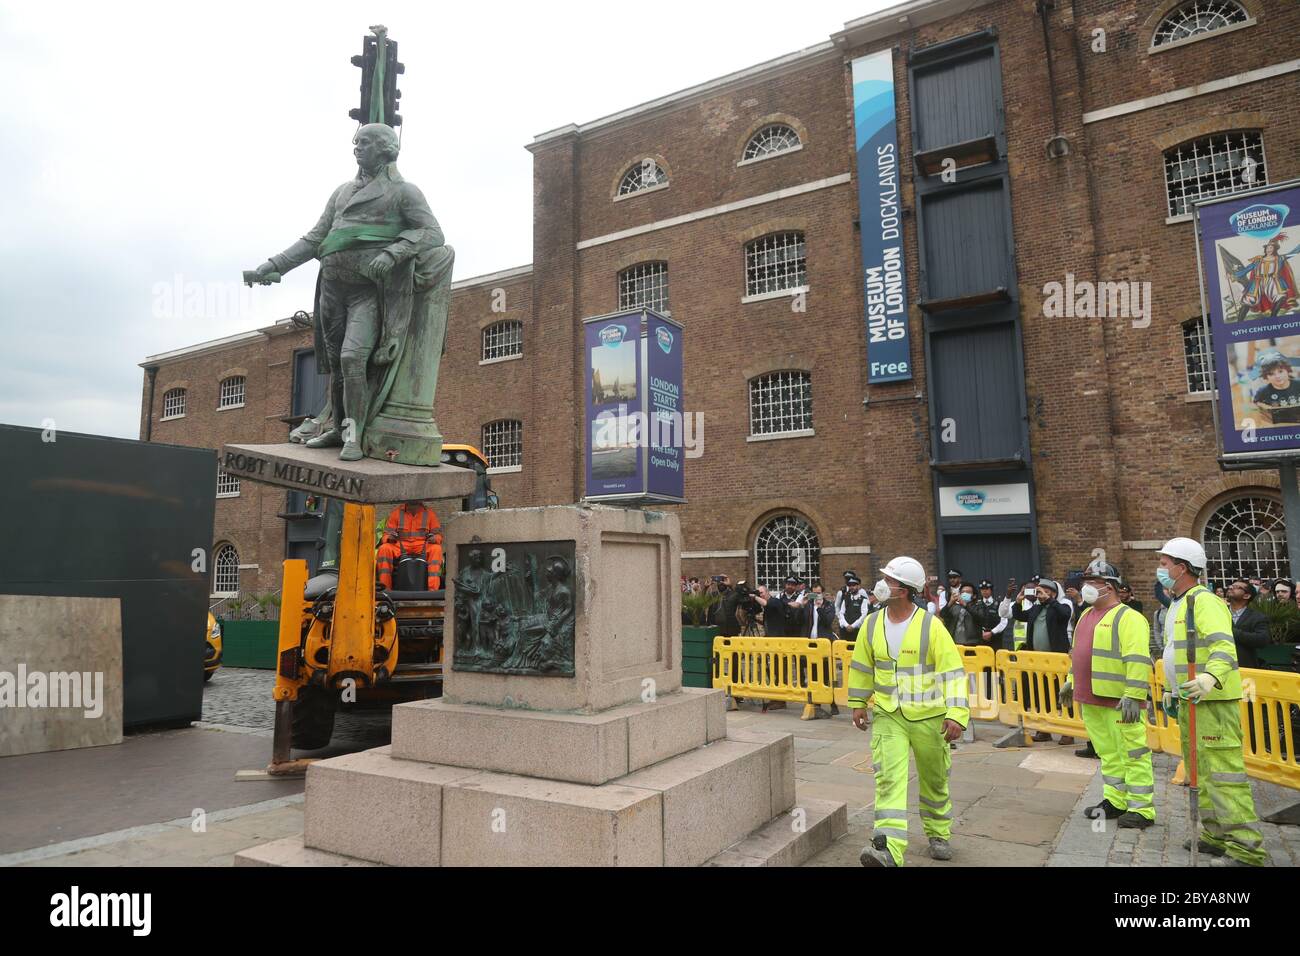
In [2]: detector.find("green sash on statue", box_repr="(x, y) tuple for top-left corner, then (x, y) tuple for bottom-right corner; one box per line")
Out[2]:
(318, 224), (403, 258)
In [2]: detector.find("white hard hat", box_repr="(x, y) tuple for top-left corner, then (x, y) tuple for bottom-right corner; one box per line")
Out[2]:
(880, 556), (926, 590)
(1158, 537), (1207, 570)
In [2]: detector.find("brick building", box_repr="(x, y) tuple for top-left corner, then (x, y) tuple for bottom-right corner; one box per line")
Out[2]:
(141, 0), (1300, 602)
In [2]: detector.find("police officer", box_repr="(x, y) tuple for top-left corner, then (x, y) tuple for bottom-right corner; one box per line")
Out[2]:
(837, 576), (869, 641)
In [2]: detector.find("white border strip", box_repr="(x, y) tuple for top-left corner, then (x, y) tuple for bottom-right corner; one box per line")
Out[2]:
(451, 263), (533, 291)
(577, 174), (852, 250)
(682, 550), (750, 559)
(1082, 59), (1300, 125)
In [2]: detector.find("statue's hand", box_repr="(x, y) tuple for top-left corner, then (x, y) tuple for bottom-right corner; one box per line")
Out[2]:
(365, 251), (396, 282)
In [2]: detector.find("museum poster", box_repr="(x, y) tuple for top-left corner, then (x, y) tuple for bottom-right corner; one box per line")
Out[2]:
(1195, 181), (1300, 459)
(583, 310), (684, 503)
(851, 48), (912, 385)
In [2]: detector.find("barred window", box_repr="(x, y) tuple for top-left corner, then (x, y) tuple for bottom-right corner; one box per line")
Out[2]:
(750, 371), (812, 436)
(213, 543), (240, 596)
(743, 124), (801, 161)
(745, 232), (806, 297)
(1163, 131), (1266, 218)
(1203, 495), (1289, 586)
(618, 262), (669, 314)
(482, 320), (523, 361)
(161, 387), (186, 419)
(1153, 0), (1249, 47)
(218, 375), (246, 409)
(1183, 317), (1214, 393)
(617, 158), (668, 197)
(754, 514), (821, 591)
(216, 469), (240, 497)
(482, 419), (523, 469)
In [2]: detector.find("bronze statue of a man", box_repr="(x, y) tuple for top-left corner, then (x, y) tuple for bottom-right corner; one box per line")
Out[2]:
(249, 123), (446, 461)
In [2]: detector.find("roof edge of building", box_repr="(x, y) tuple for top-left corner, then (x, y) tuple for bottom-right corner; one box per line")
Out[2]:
(450, 263), (533, 290)
(139, 324), (283, 368)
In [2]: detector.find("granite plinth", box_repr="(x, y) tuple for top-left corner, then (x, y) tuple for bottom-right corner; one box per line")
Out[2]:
(220, 442), (476, 504)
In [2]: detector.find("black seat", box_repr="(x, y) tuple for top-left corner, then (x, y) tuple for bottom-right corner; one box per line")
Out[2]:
(304, 569), (339, 600)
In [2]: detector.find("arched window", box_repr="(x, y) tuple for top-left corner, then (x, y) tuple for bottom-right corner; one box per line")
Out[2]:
(218, 375), (246, 409)
(216, 469), (240, 497)
(161, 387), (186, 420)
(617, 158), (668, 197)
(618, 262), (669, 314)
(1163, 131), (1266, 218)
(1153, 0), (1249, 48)
(482, 320), (523, 362)
(749, 371), (812, 436)
(743, 124), (801, 162)
(754, 514), (821, 590)
(213, 543), (240, 596)
(482, 419), (523, 470)
(745, 232), (806, 297)
(1202, 494), (1288, 585)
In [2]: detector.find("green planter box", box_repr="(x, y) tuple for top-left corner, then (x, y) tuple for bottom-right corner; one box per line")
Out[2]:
(219, 620), (280, 669)
(682, 625), (718, 689)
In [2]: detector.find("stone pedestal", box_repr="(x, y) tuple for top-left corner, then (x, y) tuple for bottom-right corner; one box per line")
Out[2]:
(235, 505), (846, 867)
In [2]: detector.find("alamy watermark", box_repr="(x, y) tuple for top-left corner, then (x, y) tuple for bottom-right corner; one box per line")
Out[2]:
(0, 666), (105, 718)
(1042, 273), (1150, 328)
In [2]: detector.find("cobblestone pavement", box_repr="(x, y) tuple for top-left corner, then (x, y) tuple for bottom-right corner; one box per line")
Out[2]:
(201, 666), (392, 749)
(1046, 752), (1300, 867)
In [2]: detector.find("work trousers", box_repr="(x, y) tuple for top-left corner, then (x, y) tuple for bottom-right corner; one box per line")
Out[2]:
(870, 707), (953, 866)
(1178, 698), (1267, 865)
(1080, 702), (1155, 820)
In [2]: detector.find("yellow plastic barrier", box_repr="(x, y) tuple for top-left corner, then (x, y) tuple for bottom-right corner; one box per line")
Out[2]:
(831, 639), (855, 708)
(712, 637), (834, 706)
(994, 649), (1084, 738)
(1240, 668), (1300, 791)
(1145, 667), (1180, 756)
(958, 645), (1000, 721)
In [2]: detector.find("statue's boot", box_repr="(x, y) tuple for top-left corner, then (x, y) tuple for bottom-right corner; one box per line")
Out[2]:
(306, 429), (344, 449)
(340, 369), (369, 462)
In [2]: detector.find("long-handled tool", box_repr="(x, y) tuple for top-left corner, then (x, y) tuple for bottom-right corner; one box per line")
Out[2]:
(1187, 650), (1199, 867)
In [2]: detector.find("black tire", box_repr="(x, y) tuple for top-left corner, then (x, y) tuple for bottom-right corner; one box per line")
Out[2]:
(291, 687), (336, 750)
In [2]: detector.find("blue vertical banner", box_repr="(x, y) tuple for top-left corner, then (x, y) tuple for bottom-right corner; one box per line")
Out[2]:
(851, 49), (912, 384)
(583, 310), (685, 503)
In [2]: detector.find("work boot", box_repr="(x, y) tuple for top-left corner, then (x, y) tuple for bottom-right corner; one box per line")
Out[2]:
(927, 837), (953, 861)
(1075, 742), (1098, 758)
(306, 428), (344, 449)
(1030, 731), (1052, 743)
(1084, 800), (1125, 820)
(1057, 736), (1076, 746)
(1118, 812), (1153, 829)
(1182, 838), (1226, 857)
(859, 835), (897, 868)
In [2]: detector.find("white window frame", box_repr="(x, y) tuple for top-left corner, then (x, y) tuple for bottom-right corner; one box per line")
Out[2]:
(1162, 130), (1267, 220)
(481, 320), (524, 364)
(482, 419), (523, 473)
(161, 387), (186, 421)
(1182, 316), (1215, 396)
(749, 371), (813, 438)
(216, 469), (241, 498)
(738, 124), (803, 166)
(745, 232), (807, 299)
(218, 375), (246, 410)
(618, 261), (670, 315)
(212, 544), (240, 598)
(615, 159), (669, 200)
(1202, 494), (1289, 585)
(1150, 1), (1253, 53)
(753, 514), (822, 592)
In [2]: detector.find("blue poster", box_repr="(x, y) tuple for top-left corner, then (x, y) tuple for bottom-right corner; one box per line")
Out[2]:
(646, 316), (684, 500)
(851, 49), (912, 384)
(1195, 181), (1300, 458)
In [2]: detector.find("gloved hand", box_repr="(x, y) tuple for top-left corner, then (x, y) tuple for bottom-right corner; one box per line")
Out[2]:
(1161, 691), (1178, 719)
(1120, 696), (1143, 724)
(1179, 672), (1218, 702)
(1059, 682), (1073, 710)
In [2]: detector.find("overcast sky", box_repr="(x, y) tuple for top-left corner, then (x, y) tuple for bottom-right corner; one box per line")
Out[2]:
(0, 1), (893, 440)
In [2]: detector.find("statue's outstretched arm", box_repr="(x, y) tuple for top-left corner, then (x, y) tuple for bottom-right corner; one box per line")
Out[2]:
(265, 188), (341, 275)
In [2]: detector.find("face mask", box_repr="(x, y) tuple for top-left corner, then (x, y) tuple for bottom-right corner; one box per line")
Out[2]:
(1081, 584), (1101, 605)
(1156, 568), (1176, 589)
(873, 580), (892, 602)
(959, 593), (972, 604)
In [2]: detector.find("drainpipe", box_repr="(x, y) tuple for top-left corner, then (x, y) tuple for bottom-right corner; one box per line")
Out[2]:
(143, 365), (158, 442)
(1037, 0), (1069, 158)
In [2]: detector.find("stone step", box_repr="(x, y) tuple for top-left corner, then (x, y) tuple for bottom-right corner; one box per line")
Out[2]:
(297, 729), (787, 867)
(235, 835), (380, 867)
(705, 799), (849, 867)
(390, 686), (726, 785)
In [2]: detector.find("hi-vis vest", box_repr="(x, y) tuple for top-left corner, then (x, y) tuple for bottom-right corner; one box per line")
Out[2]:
(1013, 601), (1029, 649)
(1068, 603), (1151, 700)
(1169, 585), (1242, 702)
(847, 608), (970, 727)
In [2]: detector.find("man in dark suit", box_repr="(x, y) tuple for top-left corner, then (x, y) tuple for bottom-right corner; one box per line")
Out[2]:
(1227, 578), (1271, 669)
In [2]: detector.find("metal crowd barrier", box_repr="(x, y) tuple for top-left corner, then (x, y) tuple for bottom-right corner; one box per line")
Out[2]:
(713, 637), (1300, 792)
